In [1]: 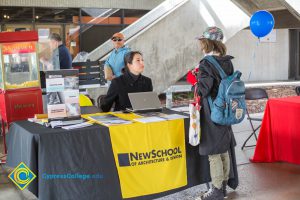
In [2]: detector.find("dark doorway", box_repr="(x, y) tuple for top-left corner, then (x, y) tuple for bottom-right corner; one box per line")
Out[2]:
(289, 29), (300, 80)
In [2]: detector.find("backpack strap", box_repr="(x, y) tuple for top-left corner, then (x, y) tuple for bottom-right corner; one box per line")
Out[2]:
(203, 55), (227, 79)
(203, 55), (227, 111)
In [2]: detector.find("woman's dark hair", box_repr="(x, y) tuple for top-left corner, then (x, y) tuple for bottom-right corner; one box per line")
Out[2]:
(124, 51), (143, 71)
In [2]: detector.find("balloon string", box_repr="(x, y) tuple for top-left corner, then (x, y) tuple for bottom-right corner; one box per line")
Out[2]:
(248, 38), (259, 81)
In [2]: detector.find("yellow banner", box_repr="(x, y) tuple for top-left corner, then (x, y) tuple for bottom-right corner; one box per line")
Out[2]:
(109, 118), (187, 198)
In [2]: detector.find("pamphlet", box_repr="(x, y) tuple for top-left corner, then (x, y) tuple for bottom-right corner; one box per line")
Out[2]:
(28, 118), (46, 125)
(170, 106), (190, 113)
(49, 118), (84, 128)
(133, 112), (188, 124)
(133, 117), (166, 123)
(62, 122), (94, 130)
(137, 112), (188, 120)
(45, 70), (80, 120)
(159, 114), (188, 120)
(88, 114), (132, 126)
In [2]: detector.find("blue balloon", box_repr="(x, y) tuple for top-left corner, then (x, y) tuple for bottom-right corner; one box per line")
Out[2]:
(250, 10), (275, 38)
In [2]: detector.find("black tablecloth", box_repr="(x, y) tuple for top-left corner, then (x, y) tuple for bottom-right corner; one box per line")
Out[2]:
(6, 116), (238, 200)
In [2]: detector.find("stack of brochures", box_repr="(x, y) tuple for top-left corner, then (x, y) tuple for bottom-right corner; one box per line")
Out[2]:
(28, 114), (49, 125)
(27, 117), (47, 125)
(88, 114), (132, 126)
(62, 122), (93, 130)
(28, 113), (92, 129)
(49, 118), (85, 128)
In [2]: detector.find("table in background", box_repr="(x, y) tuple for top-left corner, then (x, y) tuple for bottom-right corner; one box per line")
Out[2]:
(252, 96), (300, 165)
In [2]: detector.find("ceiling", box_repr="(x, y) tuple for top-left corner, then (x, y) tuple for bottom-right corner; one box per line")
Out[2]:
(1, 1), (300, 28)
(231, 0), (300, 28)
(0, 7), (149, 24)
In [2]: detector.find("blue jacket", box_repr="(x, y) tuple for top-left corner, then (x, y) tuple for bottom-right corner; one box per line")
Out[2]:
(105, 46), (130, 77)
(58, 44), (72, 69)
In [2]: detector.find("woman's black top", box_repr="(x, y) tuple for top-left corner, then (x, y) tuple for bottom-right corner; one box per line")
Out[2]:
(100, 70), (153, 112)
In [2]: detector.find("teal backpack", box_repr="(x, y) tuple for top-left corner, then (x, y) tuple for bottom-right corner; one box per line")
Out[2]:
(204, 56), (246, 125)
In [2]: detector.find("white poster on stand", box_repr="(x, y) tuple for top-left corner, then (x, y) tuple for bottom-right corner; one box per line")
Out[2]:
(45, 70), (80, 120)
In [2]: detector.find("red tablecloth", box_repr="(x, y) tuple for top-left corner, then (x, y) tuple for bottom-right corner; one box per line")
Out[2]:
(251, 96), (300, 165)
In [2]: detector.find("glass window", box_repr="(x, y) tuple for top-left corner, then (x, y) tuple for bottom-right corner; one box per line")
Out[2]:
(78, 8), (149, 52)
(3, 24), (33, 32)
(66, 24), (80, 59)
(34, 8), (79, 23)
(80, 8), (149, 25)
(80, 8), (119, 25)
(123, 9), (149, 24)
(124, 9), (149, 17)
(35, 24), (62, 71)
(0, 7), (33, 23)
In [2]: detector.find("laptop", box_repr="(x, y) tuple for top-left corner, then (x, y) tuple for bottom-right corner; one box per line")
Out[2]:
(127, 92), (163, 113)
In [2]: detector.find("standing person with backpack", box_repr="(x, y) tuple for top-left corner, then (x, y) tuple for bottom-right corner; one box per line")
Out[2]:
(195, 27), (237, 200)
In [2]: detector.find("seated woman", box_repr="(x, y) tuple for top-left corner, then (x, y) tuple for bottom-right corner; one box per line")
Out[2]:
(100, 51), (153, 112)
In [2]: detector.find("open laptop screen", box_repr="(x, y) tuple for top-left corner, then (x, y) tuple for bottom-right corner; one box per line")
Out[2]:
(128, 92), (162, 112)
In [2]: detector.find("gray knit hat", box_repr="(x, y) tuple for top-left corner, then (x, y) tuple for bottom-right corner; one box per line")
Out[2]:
(196, 26), (224, 42)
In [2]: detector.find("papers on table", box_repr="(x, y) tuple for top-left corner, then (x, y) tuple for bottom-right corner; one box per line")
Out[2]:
(29, 112), (188, 127)
(49, 119), (84, 128)
(170, 106), (189, 114)
(88, 114), (132, 126)
(62, 122), (93, 130)
(28, 116), (90, 129)
(28, 118), (46, 125)
(133, 117), (166, 123)
(133, 113), (187, 123)
(138, 112), (188, 119)
(160, 114), (188, 120)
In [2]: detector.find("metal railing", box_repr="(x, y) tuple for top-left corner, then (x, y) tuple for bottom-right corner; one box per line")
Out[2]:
(80, 8), (120, 33)
(87, 0), (189, 61)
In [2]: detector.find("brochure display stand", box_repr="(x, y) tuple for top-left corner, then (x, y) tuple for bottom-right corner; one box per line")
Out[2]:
(45, 69), (81, 122)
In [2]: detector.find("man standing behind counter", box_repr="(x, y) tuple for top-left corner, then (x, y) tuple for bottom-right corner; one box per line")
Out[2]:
(49, 33), (72, 69)
(104, 32), (131, 80)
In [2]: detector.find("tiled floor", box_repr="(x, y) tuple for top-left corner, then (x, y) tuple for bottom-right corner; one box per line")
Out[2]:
(1, 113), (300, 200)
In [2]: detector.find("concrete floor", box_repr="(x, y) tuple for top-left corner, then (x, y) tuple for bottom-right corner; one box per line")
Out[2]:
(1, 113), (300, 200)
(157, 113), (300, 200)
